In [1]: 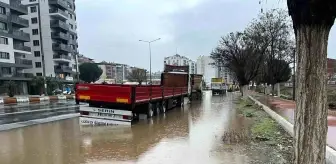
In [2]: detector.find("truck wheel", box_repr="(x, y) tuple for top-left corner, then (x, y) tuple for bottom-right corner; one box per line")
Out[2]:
(147, 103), (154, 118)
(161, 101), (167, 113)
(155, 102), (160, 116)
(180, 97), (184, 107)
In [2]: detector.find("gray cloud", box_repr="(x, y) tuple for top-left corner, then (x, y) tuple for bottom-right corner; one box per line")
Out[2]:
(76, 0), (336, 71)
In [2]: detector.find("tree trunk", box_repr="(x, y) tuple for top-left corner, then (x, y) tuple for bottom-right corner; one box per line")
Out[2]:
(294, 26), (330, 164)
(276, 83), (281, 97)
(241, 85), (248, 98)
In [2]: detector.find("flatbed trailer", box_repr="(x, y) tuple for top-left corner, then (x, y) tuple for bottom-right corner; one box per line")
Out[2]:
(75, 83), (188, 125)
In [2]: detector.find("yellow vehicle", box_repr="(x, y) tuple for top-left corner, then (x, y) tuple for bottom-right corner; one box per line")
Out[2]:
(211, 78), (227, 95)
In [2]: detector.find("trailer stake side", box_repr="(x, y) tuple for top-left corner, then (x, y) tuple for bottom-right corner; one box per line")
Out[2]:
(76, 83), (188, 125)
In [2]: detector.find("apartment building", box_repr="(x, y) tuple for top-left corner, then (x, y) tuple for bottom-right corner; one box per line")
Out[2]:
(217, 66), (234, 84)
(163, 54), (197, 74)
(21, 0), (79, 82)
(196, 55), (216, 85)
(78, 54), (94, 64)
(0, 0), (32, 94)
(98, 62), (129, 84)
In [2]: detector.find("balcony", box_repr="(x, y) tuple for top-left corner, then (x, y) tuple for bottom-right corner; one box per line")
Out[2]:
(12, 30), (30, 42)
(13, 44), (31, 52)
(52, 43), (71, 52)
(0, 29), (9, 38)
(49, 8), (68, 20)
(68, 39), (78, 45)
(49, 0), (69, 10)
(10, 15), (29, 28)
(53, 54), (71, 62)
(0, 13), (9, 22)
(50, 20), (69, 31)
(15, 58), (33, 68)
(9, 1), (28, 15)
(54, 65), (73, 73)
(51, 32), (70, 41)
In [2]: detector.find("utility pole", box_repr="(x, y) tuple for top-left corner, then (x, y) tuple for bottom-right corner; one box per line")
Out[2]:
(38, 0), (47, 95)
(139, 38), (161, 85)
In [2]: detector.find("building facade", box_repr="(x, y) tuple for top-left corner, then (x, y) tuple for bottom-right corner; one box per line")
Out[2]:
(217, 66), (234, 84)
(98, 62), (131, 84)
(163, 54), (196, 74)
(0, 0), (32, 94)
(78, 54), (94, 64)
(21, 0), (79, 82)
(196, 55), (216, 86)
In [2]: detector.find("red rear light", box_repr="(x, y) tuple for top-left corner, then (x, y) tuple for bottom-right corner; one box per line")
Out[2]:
(80, 111), (89, 115)
(122, 115), (132, 120)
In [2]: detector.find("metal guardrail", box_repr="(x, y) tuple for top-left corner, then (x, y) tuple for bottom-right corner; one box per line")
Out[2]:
(12, 30), (30, 41)
(49, 8), (68, 18)
(13, 44), (31, 52)
(10, 15), (29, 27)
(53, 54), (71, 60)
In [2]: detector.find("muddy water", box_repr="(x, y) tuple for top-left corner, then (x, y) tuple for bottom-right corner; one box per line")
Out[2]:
(0, 92), (261, 164)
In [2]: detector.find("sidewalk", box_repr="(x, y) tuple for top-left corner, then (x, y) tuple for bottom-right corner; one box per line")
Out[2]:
(0, 95), (75, 104)
(251, 92), (336, 150)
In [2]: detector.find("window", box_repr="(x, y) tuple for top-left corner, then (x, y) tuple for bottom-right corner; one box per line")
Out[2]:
(0, 21), (7, 30)
(67, 2), (72, 9)
(0, 37), (8, 45)
(34, 51), (40, 57)
(1, 67), (11, 74)
(32, 29), (38, 35)
(69, 14), (73, 19)
(29, 0), (36, 2)
(0, 52), (9, 59)
(36, 73), (42, 76)
(69, 23), (73, 29)
(0, 6), (5, 15)
(70, 34), (75, 40)
(35, 62), (41, 68)
(30, 6), (37, 13)
(33, 40), (39, 46)
(31, 17), (38, 24)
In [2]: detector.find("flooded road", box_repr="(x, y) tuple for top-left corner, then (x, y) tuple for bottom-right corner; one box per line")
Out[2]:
(0, 92), (273, 164)
(0, 100), (78, 125)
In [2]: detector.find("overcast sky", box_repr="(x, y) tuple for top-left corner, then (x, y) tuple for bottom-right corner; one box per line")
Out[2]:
(76, 0), (336, 71)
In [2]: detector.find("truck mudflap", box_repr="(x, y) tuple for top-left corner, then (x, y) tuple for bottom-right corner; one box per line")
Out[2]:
(79, 105), (132, 126)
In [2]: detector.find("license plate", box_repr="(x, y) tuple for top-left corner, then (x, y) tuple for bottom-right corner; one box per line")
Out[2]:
(89, 112), (123, 119)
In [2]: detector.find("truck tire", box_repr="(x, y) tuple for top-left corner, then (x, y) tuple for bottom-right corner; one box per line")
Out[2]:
(180, 96), (184, 108)
(147, 103), (154, 118)
(161, 101), (167, 113)
(155, 102), (160, 116)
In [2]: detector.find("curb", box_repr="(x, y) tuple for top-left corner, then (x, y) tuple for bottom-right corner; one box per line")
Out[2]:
(0, 113), (80, 132)
(0, 95), (75, 105)
(248, 96), (336, 163)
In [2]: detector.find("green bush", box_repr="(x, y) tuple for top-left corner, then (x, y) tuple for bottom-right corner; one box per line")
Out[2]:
(4, 81), (17, 97)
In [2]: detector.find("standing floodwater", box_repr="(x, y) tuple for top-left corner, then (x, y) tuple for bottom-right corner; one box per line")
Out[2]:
(0, 92), (282, 164)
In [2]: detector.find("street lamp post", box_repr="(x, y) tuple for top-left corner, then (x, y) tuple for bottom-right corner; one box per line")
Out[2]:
(139, 38), (161, 84)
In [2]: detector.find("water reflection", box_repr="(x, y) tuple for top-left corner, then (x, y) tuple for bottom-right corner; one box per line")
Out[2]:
(0, 92), (253, 164)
